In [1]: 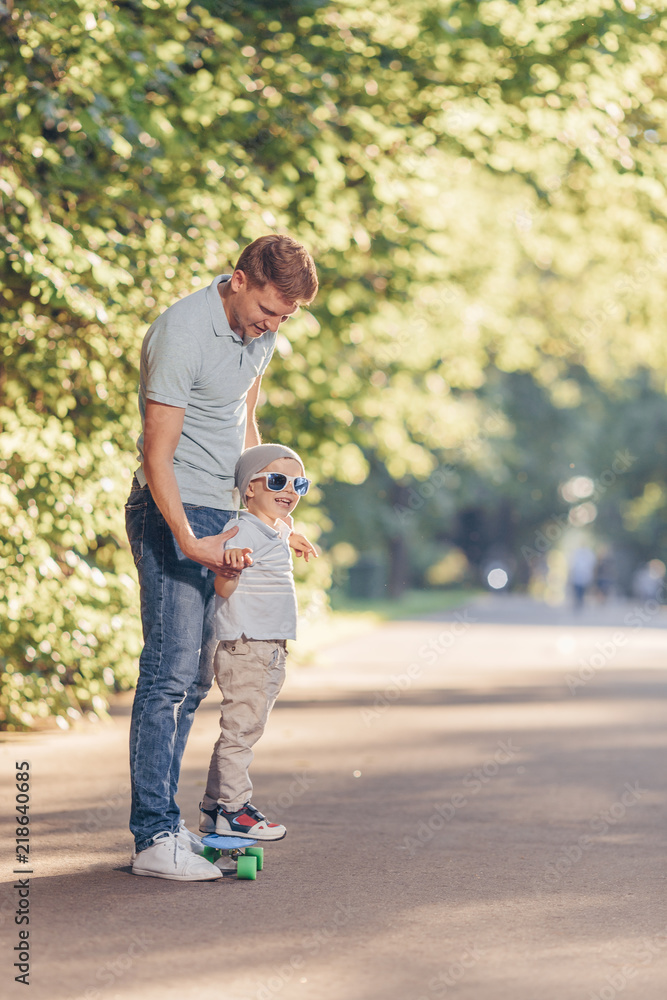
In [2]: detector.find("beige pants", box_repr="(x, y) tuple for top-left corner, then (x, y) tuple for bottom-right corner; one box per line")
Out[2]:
(203, 638), (287, 812)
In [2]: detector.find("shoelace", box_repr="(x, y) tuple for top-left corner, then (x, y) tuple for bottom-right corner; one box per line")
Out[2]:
(154, 830), (186, 866)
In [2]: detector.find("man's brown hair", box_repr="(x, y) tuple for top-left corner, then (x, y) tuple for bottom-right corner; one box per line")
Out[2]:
(235, 235), (318, 305)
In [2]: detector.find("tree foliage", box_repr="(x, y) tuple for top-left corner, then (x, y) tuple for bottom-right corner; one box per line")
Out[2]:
(1, 0), (666, 727)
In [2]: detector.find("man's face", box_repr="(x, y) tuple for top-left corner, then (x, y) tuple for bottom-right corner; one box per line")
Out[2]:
(224, 270), (299, 341)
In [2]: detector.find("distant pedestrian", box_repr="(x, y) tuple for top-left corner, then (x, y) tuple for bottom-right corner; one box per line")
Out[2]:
(632, 559), (666, 603)
(594, 548), (616, 602)
(569, 544), (596, 611)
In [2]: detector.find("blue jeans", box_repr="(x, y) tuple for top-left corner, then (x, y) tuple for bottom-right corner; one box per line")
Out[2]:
(125, 479), (235, 852)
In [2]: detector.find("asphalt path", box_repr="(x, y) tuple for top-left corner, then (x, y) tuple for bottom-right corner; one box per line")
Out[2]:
(2, 594), (667, 1000)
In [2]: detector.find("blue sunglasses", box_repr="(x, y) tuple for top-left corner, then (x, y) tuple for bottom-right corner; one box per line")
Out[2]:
(251, 472), (311, 496)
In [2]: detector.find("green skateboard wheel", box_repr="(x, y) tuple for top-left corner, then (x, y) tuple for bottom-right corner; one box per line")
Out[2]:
(245, 846), (264, 871)
(236, 855), (258, 880)
(201, 846), (220, 863)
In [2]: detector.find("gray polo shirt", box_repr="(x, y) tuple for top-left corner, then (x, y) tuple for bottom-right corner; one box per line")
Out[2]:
(134, 275), (276, 509)
(214, 512), (297, 640)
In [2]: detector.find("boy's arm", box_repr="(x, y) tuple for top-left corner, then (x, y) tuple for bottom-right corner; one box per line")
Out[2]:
(215, 574), (240, 599)
(278, 513), (318, 563)
(214, 546), (253, 599)
(289, 532), (318, 562)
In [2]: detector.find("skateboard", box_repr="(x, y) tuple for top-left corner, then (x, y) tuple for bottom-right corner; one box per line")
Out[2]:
(200, 834), (265, 880)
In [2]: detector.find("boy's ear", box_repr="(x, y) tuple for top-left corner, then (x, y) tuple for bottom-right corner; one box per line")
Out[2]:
(245, 482), (255, 501)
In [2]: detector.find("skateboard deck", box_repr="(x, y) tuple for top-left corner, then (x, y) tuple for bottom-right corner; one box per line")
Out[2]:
(201, 833), (264, 879)
(202, 834), (258, 850)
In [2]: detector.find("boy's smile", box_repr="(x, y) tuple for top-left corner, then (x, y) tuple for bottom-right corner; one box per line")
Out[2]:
(245, 457), (304, 527)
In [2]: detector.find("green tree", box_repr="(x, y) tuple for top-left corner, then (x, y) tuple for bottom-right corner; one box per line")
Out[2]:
(2, 0), (667, 727)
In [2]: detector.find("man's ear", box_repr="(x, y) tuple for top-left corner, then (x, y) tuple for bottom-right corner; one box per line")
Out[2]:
(230, 269), (246, 292)
(245, 482), (255, 501)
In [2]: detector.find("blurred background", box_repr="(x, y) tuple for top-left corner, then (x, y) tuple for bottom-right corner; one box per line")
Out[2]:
(2, 0), (667, 728)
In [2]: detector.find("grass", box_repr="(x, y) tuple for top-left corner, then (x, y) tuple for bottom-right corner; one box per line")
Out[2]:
(290, 588), (479, 665)
(328, 587), (479, 621)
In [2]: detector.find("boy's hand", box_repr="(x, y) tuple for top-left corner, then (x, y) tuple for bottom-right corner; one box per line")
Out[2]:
(217, 547), (253, 577)
(289, 532), (318, 563)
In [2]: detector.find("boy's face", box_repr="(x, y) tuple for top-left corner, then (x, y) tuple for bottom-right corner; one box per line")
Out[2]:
(245, 457), (304, 526)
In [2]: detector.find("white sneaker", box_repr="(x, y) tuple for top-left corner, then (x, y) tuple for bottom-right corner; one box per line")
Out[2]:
(176, 821), (206, 855)
(131, 822), (205, 861)
(131, 831), (223, 881)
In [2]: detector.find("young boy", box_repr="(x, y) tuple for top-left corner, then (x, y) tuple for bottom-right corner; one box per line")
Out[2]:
(199, 443), (316, 842)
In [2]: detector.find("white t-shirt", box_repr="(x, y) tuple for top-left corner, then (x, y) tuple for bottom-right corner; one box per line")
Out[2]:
(214, 511), (297, 640)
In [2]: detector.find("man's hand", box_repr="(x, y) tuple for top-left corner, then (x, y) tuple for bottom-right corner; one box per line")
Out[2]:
(182, 525), (250, 576)
(289, 532), (319, 563)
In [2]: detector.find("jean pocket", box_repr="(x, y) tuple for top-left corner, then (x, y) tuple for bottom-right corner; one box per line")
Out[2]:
(125, 500), (148, 566)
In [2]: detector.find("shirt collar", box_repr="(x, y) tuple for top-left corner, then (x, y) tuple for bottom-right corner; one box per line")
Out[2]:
(238, 510), (285, 539)
(206, 274), (242, 342)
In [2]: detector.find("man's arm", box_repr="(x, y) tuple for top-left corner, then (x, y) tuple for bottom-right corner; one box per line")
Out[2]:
(245, 374), (263, 448)
(142, 399), (243, 575)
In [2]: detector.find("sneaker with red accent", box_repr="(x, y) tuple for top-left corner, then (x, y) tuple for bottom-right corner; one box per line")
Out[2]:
(199, 801), (286, 841)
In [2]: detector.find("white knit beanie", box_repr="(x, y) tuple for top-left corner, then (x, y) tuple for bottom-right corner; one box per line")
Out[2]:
(235, 444), (305, 503)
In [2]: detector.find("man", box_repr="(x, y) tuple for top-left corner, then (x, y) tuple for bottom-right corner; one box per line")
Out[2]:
(125, 235), (318, 880)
